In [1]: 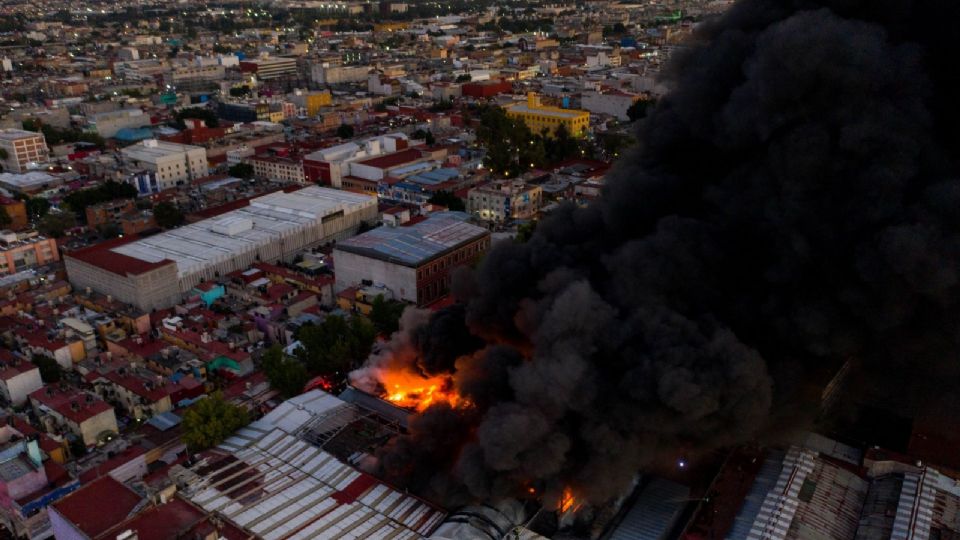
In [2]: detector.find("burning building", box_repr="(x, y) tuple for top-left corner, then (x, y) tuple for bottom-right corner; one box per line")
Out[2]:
(344, 0), (960, 536)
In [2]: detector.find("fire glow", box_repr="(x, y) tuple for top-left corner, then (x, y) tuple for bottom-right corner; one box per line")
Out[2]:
(558, 487), (581, 514)
(379, 369), (464, 412)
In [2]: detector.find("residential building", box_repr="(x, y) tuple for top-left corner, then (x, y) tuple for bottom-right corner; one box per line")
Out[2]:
(84, 199), (135, 228)
(120, 139), (209, 191)
(505, 93), (590, 137)
(334, 212), (490, 305)
(29, 385), (118, 446)
(467, 180), (543, 222)
(0, 129), (49, 173)
(248, 153), (306, 183)
(0, 231), (59, 275)
(0, 350), (42, 405)
(65, 187), (377, 310)
(0, 425), (78, 539)
(310, 63), (371, 84)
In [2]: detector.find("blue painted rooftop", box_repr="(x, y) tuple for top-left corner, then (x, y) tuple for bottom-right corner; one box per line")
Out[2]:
(335, 211), (488, 267)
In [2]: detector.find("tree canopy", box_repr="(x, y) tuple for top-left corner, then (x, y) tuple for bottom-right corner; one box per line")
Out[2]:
(228, 162), (255, 179)
(295, 315), (376, 378)
(153, 201), (185, 229)
(336, 124), (355, 139)
(262, 345), (309, 399)
(369, 295), (407, 335)
(37, 212), (76, 238)
(182, 392), (250, 451)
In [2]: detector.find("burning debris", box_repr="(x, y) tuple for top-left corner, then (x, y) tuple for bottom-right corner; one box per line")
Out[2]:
(353, 0), (960, 531)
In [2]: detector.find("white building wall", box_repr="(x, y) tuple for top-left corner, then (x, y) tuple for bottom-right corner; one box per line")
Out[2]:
(1, 369), (43, 405)
(333, 249), (418, 303)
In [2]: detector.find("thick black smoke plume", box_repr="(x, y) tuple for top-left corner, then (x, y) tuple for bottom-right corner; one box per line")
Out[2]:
(355, 0), (960, 508)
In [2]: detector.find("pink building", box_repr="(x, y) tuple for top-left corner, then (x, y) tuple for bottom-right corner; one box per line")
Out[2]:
(0, 231), (58, 275)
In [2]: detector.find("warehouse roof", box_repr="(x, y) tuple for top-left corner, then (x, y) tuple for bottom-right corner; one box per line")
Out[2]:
(335, 211), (488, 267)
(108, 186), (375, 278)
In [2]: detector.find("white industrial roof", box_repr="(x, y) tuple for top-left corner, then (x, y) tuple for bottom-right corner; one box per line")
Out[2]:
(111, 186), (374, 278)
(0, 172), (58, 187)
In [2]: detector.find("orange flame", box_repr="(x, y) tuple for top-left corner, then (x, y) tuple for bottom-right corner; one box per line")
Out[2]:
(559, 487), (580, 514)
(379, 369), (464, 412)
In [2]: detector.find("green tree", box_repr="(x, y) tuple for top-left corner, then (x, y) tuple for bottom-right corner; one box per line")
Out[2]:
(427, 190), (465, 211)
(37, 212), (76, 238)
(425, 131), (436, 145)
(181, 392), (250, 451)
(25, 198), (50, 220)
(546, 123), (579, 163)
(626, 99), (653, 122)
(455, 73), (472, 83)
(262, 346), (309, 398)
(228, 162), (255, 179)
(153, 201), (184, 229)
(295, 315), (376, 377)
(31, 355), (62, 383)
(97, 223), (121, 239)
(336, 124), (355, 139)
(0, 148), (8, 160)
(0, 206), (11, 228)
(516, 220), (537, 243)
(369, 295), (407, 335)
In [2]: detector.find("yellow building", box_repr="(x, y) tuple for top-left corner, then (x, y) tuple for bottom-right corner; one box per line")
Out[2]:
(304, 91), (333, 116)
(505, 93), (590, 138)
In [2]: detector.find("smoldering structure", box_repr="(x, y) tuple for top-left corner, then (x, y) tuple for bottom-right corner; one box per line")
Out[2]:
(352, 0), (960, 513)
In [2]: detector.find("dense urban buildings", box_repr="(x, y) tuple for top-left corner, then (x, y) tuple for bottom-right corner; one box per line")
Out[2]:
(0, 1), (949, 540)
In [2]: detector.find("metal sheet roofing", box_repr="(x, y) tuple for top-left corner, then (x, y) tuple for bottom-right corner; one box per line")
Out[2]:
(110, 186), (375, 278)
(335, 211), (487, 267)
(189, 427), (445, 540)
(608, 478), (689, 540)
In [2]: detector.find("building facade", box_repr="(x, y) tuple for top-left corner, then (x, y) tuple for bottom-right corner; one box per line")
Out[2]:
(0, 130), (49, 173)
(467, 180), (543, 222)
(334, 212), (490, 305)
(0, 231), (59, 275)
(121, 139), (208, 191)
(505, 93), (590, 137)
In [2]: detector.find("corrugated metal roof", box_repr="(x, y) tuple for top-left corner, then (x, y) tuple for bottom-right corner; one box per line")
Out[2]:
(335, 211), (488, 267)
(608, 478), (689, 540)
(189, 427), (445, 539)
(728, 449), (787, 540)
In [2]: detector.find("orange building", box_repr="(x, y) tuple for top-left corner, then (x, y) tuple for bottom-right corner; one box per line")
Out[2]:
(0, 196), (27, 230)
(0, 231), (59, 274)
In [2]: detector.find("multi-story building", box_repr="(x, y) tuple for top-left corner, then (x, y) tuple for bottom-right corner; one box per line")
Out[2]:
(310, 63), (371, 85)
(505, 93), (590, 137)
(239, 56), (298, 80)
(120, 139), (208, 191)
(334, 212), (490, 305)
(302, 133), (413, 188)
(65, 186), (377, 310)
(0, 231), (59, 275)
(167, 64), (225, 92)
(0, 425), (79, 540)
(467, 180), (543, 222)
(29, 385), (118, 447)
(0, 129), (49, 173)
(248, 154), (306, 183)
(84, 199), (135, 228)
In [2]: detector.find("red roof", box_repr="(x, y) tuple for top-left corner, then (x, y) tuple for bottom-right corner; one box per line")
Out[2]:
(356, 148), (423, 169)
(0, 350), (37, 381)
(51, 476), (142, 538)
(66, 235), (174, 277)
(29, 385), (114, 425)
(100, 497), (250, 540)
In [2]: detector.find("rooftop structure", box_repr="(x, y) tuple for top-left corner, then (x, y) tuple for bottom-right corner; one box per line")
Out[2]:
(335, 211), (486, 267)
(65, 186), (377, 310)
(182, 390), (445, 539)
